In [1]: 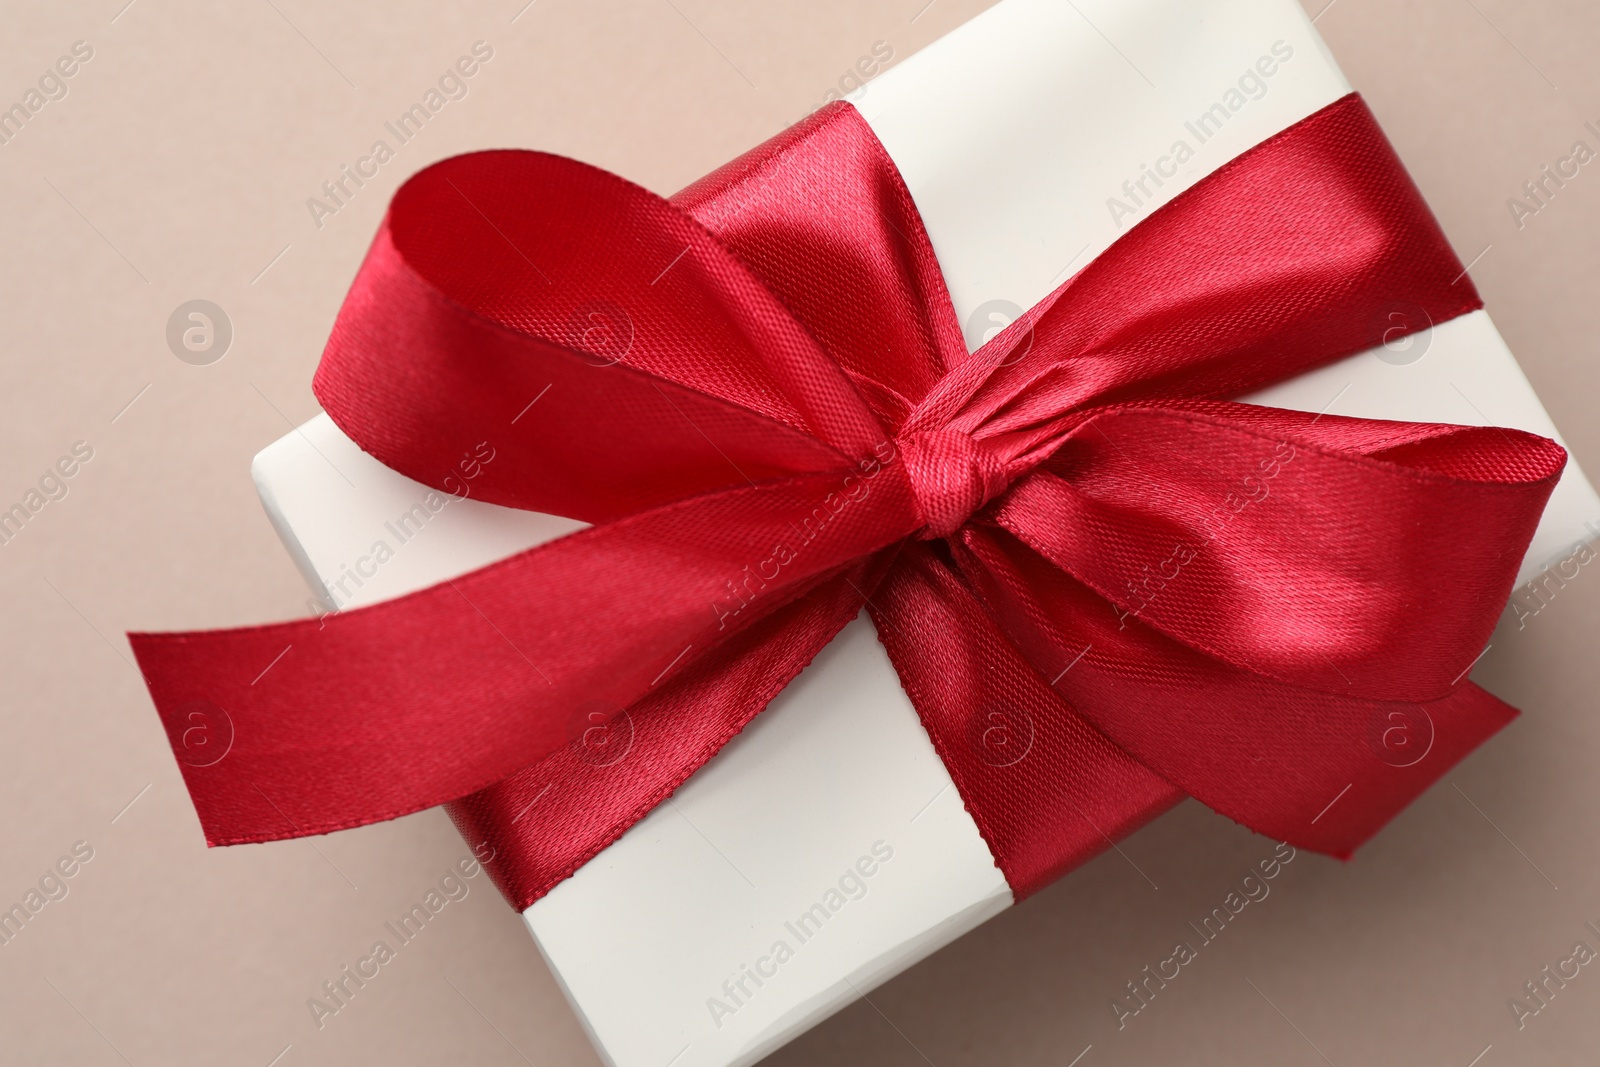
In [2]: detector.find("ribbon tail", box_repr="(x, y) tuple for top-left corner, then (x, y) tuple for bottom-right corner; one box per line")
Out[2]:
(869, 543), (1182, 900)
(131, 468), (919, 847)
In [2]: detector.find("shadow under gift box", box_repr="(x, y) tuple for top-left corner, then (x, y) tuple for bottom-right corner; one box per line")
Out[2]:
(251, 0), (1600, 1064)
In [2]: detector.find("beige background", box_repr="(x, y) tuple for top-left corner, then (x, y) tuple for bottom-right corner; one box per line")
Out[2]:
(2, 0), (1598, 1063)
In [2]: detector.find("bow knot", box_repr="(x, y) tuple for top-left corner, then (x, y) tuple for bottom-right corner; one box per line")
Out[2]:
(898, 428), (1010, 538)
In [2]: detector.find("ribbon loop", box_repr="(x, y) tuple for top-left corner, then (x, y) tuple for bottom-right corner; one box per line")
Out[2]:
(994, 402), (1565, 701)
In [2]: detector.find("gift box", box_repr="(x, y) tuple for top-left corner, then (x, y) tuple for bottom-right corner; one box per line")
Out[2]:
(204, 1), (1599, 1065)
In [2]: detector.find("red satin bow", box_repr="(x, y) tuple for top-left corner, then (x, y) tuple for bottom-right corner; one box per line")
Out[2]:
(132, 94), (1565, 909)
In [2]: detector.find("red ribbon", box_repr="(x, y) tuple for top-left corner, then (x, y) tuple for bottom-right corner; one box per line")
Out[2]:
(132, 94), (1565, 909)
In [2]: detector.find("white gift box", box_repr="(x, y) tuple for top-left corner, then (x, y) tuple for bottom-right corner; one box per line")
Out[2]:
(251, 1), (1600, 1064)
